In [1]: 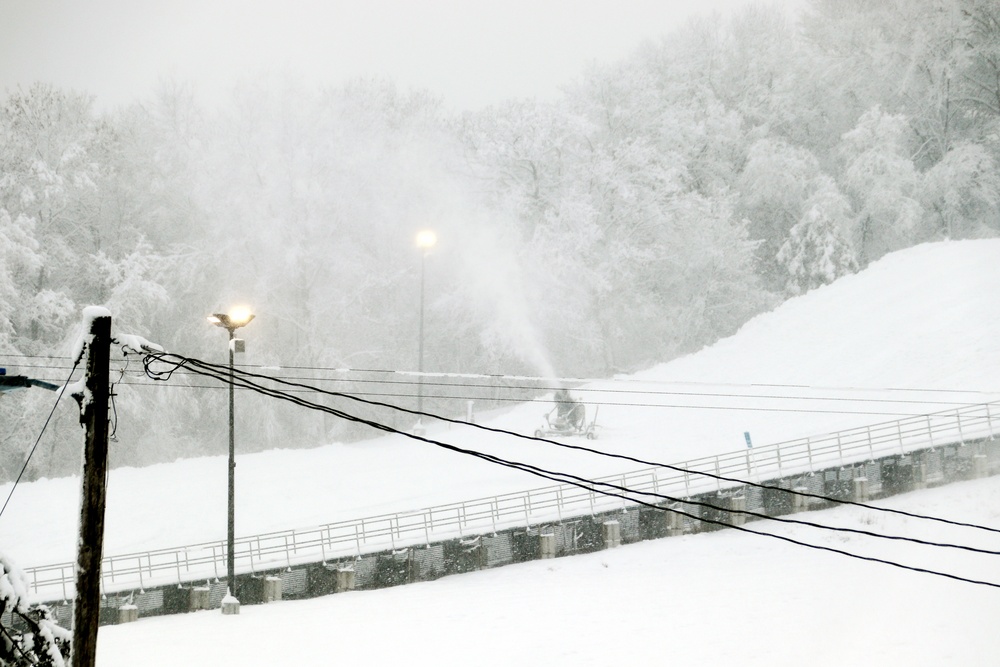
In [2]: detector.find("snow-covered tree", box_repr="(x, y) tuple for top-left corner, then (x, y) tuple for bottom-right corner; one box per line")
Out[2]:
(777, 175), (858, 295)
(0, 552), (70, 666)
(840, 106), (923, 265)
(921, 142), (1000, 238)
(736, 137), (821, 284)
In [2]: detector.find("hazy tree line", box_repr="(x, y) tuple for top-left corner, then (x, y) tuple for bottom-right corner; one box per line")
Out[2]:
(2, 0), (998, 481)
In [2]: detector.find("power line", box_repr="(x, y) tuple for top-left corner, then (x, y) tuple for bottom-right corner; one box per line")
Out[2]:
(10, 355), (1000, 400)
(17, 365), (980, 420)
(140, 349), (1000, 537)
(140, 350), (1000, 589)
(103, 381), (965, 418)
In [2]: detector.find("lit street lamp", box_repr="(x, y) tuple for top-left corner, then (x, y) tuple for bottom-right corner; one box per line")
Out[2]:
(207, 307), (254, 606)
(415, 230), (436, 435)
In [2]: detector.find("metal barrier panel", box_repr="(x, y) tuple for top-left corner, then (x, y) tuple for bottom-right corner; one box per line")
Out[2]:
(22, 401), (1000, 602)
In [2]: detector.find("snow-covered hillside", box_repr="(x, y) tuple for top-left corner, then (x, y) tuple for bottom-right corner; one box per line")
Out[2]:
(2, 239), (999, 571)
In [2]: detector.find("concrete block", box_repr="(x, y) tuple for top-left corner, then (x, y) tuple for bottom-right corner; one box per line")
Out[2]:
(974, 454), (989, 479)
(336, 568), (356, 593)
(118, 604), (138, 624)
(539, 532), (557, 559)
(603, 520), (621, 549)
(665, 508), (685, 536)
(727, 496), (747, 526)
(792, 487), (810, 512)
(852, 477), (869, 503)
(264, 576), (282, 602)
(190, 586), (211, 611)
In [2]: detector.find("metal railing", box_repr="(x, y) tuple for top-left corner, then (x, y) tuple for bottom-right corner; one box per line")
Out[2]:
(24, 401), (999, 602)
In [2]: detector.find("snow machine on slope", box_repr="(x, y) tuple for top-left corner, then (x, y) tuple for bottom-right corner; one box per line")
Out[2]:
(534, 390), (599, 440)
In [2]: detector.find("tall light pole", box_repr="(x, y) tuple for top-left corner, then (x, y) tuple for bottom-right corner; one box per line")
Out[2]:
(207, 307), (254, 606)
(415, 229), (436, 435)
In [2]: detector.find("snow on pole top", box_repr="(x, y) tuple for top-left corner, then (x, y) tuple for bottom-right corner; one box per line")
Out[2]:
(71, 306), (112, 364)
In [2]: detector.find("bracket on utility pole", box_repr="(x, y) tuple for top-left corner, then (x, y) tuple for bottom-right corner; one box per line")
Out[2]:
(71, 307), (112, 667)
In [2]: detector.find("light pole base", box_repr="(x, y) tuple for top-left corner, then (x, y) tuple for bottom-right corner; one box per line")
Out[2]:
(221, 589), (240, 615)
(412, 420), (426, 437)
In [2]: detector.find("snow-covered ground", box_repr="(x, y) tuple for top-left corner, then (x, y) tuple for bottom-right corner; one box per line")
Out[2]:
(2, 239), (999, 568)
(2, 239), (1000, 664)
(94, 476), (1000, 667)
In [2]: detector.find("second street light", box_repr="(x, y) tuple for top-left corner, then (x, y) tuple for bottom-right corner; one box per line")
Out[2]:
(207, 307), (254, 610)
(414, 229), (436, 435)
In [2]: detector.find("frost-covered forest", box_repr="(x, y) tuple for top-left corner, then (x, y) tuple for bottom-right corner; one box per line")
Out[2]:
(2, 0), (999, 481)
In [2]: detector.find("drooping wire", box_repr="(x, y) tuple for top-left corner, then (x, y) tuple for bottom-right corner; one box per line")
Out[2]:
(141, 350), (1000, 536)
(0, 361), (80, 519)
(142, 350), (1000, 589)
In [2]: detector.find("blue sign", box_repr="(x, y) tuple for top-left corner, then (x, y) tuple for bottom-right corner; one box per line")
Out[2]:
(744, 431), (753, 448)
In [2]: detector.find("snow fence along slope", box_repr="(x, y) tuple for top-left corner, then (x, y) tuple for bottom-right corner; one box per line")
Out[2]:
(1, 239), (998, 581)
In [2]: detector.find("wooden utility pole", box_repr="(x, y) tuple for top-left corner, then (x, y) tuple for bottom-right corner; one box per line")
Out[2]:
(72, 308), (111, 667)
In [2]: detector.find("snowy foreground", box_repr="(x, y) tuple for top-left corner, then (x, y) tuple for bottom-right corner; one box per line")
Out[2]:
(95, 476), (1000, 667)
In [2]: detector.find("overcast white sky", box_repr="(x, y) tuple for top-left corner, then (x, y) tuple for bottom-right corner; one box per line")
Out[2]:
(0, 0), (797, 112)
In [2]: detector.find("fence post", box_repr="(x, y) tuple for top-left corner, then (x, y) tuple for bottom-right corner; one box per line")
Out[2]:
(956, 409), (966, 445)
(927, 415), (935, 448)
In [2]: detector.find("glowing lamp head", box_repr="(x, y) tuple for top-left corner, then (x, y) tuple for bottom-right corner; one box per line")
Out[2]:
(208, 307), (255, 332)
(415, 229), (437, 250)
(227, 306), (253, 327)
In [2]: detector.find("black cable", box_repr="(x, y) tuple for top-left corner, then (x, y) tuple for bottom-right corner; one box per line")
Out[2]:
(0, 361), (79, 519)
(144, 352), (1000, 558)
(147, 353), (1000, 589)
(141, 350), (1000, 536)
